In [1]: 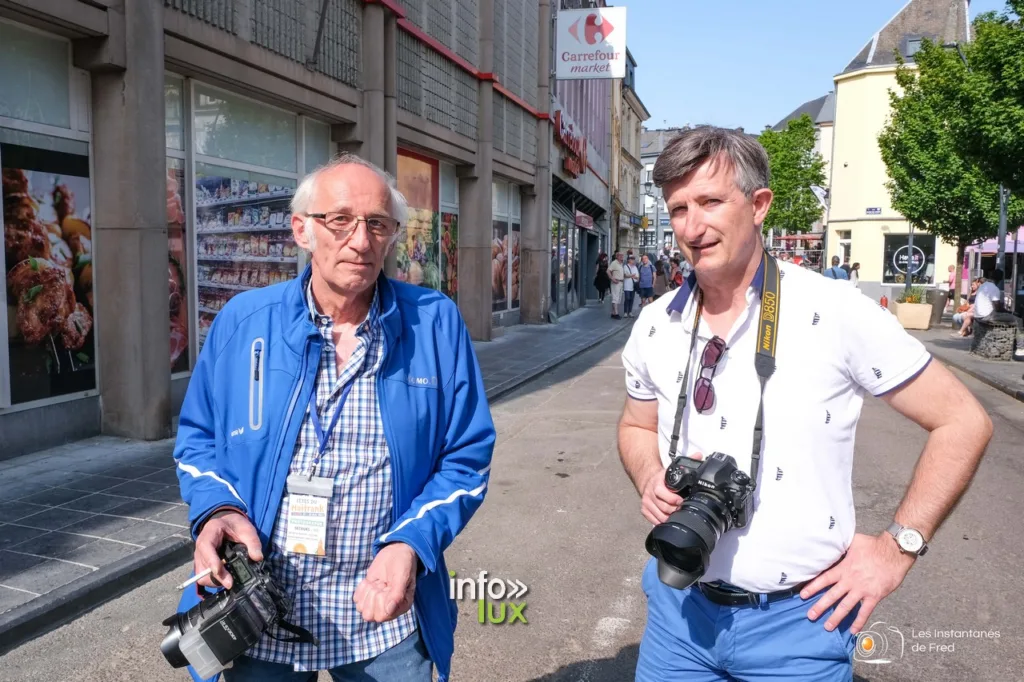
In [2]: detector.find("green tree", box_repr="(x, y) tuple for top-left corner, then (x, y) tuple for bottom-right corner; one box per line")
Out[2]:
(758, 114), (827, 235)
(878, 45), (1024, 311)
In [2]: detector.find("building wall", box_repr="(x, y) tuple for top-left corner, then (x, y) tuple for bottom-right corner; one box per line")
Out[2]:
(828, 67), (957, 288)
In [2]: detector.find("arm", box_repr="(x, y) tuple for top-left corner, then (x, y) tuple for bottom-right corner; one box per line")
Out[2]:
(373, 319), (495, 575)
(801, 290), (992, 634)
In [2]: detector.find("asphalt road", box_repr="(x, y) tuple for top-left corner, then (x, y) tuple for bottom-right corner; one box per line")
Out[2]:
(3, 328), (1023, 682)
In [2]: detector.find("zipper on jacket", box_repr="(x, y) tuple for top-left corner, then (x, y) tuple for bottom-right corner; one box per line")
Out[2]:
(249, 338), (265, 431)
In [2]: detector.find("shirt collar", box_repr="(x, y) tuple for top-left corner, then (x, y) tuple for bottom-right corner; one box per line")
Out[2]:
(305, 279), (380, 336)
(665, 253), (767, 316)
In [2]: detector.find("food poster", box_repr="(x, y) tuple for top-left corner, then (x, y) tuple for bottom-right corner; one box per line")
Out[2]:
(167, 160), (189, 373)
(492, 219), (509, 311)
(396, 152), (440, 290)
(2, 144), (95, 404)
(193, 166), (297, 351)
(510, 223), (521, 309)
(440, 212), (458, 302)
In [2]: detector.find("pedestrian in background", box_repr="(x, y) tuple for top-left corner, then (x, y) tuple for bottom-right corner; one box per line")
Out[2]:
(594, 252), (611, 303)
(172, 154), (496, 682)
(823, 255), (849, 280)
(608, 252), (625, 319)
(623, 255), (640, 318)
(849, 262), (861, 287)
(652, 258), (669, 300)
(617, 126), (991, 682)
(638, 254), (657, 308)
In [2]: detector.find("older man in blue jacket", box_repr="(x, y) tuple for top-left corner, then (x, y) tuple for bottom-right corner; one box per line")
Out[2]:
(173, 153), (496, 682)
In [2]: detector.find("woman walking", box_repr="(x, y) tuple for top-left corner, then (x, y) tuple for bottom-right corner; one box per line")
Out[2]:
(594, 252), (611, 303)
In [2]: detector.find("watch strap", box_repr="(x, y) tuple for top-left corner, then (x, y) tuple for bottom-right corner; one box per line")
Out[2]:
(886, 521), (903, 538)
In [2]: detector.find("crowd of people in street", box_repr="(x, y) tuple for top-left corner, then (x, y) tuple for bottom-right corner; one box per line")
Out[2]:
(594, 247), (691, 319)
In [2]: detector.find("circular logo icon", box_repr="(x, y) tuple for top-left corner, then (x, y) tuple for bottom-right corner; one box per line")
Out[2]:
(892, 245), (926, 275)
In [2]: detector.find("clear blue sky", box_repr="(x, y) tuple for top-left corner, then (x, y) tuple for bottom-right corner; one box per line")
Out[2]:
(621, 0), (1008, 132)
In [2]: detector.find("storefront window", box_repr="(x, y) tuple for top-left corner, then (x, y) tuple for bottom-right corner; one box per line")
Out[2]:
(491, 181), (522, 312)
(303, 118), (330, 173)
(439, 163), (459, 302)
(396, 150), (440, 289)
(550, 218), (560, 306)
(193, 84), (297, 173)
(882, 233), (937, 285)
(0, 22), (71, 129)
(1, 131), (95, 404)
(167, 157), (189, 372)
(165, 78), (185, 151)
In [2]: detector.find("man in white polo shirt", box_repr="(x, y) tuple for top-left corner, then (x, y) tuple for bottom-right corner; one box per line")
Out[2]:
(617, 126), (993, 681)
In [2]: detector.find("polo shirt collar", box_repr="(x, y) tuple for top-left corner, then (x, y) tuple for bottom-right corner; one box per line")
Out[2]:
(665, 253), (768, 316)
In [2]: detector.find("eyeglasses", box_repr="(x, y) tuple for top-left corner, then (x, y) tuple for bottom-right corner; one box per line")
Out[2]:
(305, 212), (399, 238)
(693, 336), (726, 413)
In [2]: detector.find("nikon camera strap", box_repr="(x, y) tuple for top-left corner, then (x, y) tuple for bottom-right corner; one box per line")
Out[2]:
(666, 250), (780, 488)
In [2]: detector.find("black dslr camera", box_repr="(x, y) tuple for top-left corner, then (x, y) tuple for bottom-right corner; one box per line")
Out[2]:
(160, 543), (317, 677)
(645, 453), (756, 590)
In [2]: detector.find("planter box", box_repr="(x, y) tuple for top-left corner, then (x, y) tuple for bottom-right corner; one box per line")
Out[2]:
(894, 301), (932, 330)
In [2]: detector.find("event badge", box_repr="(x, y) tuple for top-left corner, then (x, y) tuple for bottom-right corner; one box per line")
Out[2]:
(283, 473), (333, 556)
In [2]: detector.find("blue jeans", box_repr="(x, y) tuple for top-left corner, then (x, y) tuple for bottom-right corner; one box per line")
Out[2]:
(624, 289), (636, 314)
(223, 630), (432, 682)
(636, 558), (857, 681)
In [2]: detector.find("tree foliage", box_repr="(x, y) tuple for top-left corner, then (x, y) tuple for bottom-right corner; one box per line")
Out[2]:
(878, 42), (1024, 307)
(758, 114), (827, 235)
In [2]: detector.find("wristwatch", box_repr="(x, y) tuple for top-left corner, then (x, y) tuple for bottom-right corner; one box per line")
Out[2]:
(887, 522), (929, 556)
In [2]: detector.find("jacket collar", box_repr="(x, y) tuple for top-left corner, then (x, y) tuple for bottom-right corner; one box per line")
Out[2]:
(665, 253), (767, 316)
(284, 265), (403, 352)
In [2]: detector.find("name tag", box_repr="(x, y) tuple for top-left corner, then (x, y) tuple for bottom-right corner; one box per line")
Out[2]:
(284, 474), (334, 557)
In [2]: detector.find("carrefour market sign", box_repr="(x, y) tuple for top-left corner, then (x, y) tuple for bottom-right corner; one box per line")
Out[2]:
(556, 7), (627, 80)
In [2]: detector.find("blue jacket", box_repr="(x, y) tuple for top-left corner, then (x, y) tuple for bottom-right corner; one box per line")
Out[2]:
(173, 266), (495, 681)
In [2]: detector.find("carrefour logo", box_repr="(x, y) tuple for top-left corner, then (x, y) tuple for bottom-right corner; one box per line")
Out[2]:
(568, 13), (615, 45)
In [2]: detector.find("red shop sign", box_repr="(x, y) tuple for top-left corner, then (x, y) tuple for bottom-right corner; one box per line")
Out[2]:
(553, 109), (588, 178)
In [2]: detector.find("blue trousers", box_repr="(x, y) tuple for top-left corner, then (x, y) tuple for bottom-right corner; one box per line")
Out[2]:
(624, 289), (636, 314)
(223, 629), (432, 682)
(637, 558), (857, 681)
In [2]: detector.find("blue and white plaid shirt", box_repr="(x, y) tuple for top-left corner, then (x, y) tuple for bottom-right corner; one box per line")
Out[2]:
(248, 282), (417, 671)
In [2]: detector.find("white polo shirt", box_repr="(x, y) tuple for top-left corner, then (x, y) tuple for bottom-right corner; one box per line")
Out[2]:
(622, 260), (931, 593)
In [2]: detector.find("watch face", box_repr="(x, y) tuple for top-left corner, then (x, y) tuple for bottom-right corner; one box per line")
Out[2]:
(897, 529), (925, 553)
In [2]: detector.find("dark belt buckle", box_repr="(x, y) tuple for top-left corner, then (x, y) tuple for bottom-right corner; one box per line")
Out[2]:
(746, 591), (761, 607)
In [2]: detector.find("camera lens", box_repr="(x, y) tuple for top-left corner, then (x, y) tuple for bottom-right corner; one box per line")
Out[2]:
(645, 490), (732, 589)
(160, 613), (191, 669)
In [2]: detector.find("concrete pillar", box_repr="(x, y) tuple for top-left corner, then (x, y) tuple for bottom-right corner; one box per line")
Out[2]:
(383, 11), (399, 278)
(87, 1), (169, 439)
(521, 0), (553, 324)
(458, 0), (495, 341)
(361, 3), (386, 168)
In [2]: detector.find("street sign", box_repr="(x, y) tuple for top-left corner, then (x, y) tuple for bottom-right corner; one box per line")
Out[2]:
(866, 207), (882, 215)
(555, 8), (627, 80)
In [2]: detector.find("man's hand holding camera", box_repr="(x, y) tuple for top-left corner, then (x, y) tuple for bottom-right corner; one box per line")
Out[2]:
(195, 508), (263, 589)
(801, 531), (916, 635)
(354, 542), (418, 623)
(640, 453), (704, 525)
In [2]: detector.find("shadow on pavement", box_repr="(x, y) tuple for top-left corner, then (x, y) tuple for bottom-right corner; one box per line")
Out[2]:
(525, 643), (639, 682)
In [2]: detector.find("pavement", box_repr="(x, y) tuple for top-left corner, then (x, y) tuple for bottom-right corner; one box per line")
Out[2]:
(3, 329), (1023, 681)
(910, 321), (1024, 403)
(0, 300), (631, 654)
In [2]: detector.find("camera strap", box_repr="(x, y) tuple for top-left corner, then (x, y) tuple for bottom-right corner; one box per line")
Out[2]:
(667, 250), (780, 487)
(268, 617), (320, 646)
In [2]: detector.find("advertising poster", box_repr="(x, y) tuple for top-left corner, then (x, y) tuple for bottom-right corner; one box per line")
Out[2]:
(510, 223), (521, 309)
(396, 152), (440, 290)
(167, 160), (189, 373)
(2, 144), (94, 404)
(492, 219), (509, 311)
(440, 212), (458, 302)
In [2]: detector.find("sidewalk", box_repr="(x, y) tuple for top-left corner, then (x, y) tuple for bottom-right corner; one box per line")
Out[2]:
(911, 325), (1024, 402)
(0, 302), (632, 651)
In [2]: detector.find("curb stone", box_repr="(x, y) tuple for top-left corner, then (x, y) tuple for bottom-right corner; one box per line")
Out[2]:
(0, 536), (193, 655)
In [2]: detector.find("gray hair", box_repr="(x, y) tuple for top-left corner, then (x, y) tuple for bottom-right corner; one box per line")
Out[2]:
(651, 126), (770, 198)
(290, 152), (408, 250)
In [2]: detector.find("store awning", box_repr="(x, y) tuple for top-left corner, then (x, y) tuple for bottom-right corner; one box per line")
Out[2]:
(552, 200), (574, 224)
(552, 176), (607, 222)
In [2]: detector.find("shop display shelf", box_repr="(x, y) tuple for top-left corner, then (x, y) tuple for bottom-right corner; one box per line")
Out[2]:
(195, 191), (292, 210)
(196, 225), (292, 235)
(197, 280), (259, 292)
(197, 255), (297, 264)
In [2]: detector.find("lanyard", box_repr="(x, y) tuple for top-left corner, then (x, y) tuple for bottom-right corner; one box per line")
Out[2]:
(666, 251), (780, 488)
(306, 380), (354, 479)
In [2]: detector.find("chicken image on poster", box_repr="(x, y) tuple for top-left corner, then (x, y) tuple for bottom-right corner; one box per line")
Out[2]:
(440, 212), (458, 302)
(3, 146), (95, 404)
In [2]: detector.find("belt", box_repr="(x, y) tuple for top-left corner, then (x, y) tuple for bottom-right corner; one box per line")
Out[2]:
(697, 581), (808, 608)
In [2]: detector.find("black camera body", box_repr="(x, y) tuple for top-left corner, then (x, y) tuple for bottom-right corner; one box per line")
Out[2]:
(161, 543), (309, 677)
(646, 453), (756, 590)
